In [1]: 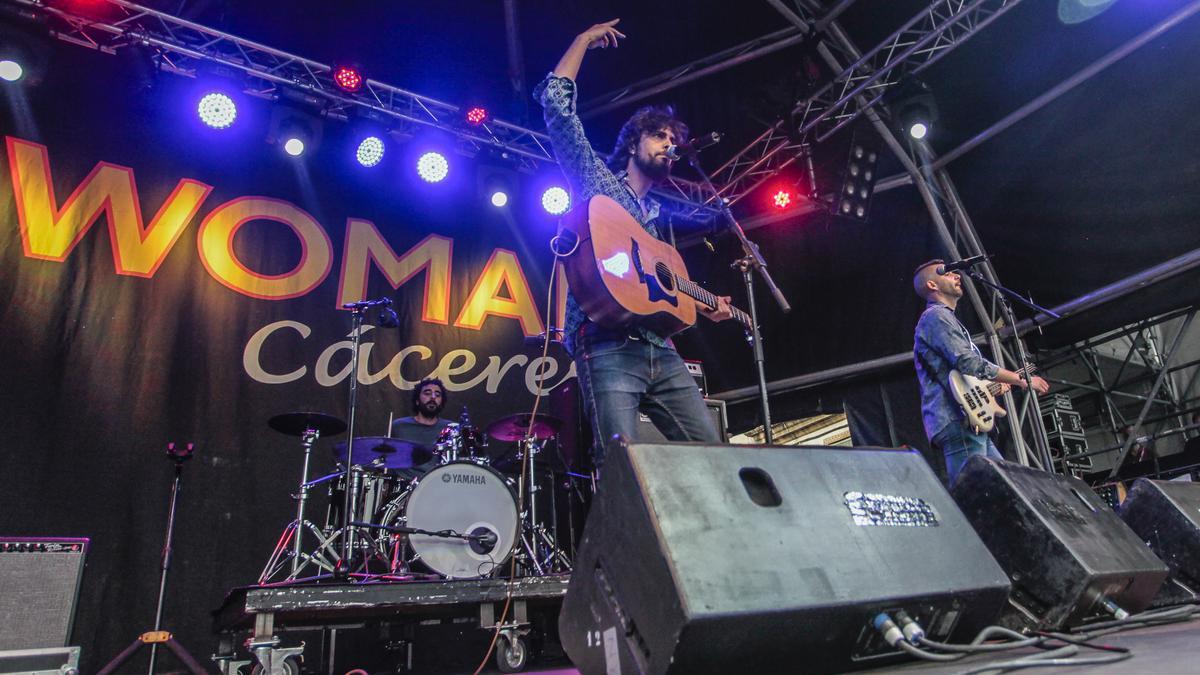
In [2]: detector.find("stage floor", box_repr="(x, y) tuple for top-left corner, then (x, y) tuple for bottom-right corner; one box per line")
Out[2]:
(518, 619), (1199, 675)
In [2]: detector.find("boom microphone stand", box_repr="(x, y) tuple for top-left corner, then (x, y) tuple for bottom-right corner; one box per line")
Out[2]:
(962, 267), (1060, 473)
(675, 145), (791, 443)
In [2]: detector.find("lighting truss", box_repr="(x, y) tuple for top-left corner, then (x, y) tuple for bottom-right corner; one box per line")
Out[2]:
(697, 0), (1025, 213)
(5, 0), (720, 217)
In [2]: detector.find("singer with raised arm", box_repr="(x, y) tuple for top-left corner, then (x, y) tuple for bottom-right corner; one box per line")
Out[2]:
(535, 19), (733, 469)
(912, 259), (1049, 484)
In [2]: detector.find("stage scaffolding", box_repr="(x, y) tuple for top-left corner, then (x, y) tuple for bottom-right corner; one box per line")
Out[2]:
(8, 0), (1198, 473)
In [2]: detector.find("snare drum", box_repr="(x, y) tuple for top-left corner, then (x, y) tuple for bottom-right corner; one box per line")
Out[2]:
(434, 423), (489, 464)
(378, 461), (518, 578)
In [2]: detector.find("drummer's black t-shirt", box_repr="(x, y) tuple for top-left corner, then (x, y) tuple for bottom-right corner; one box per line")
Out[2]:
(390, 417), (451, 480)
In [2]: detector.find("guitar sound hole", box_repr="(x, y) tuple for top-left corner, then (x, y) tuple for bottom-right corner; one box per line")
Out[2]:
(654, 262), (675, 291)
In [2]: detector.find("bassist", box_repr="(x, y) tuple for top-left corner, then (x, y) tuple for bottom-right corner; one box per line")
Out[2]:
(912, 259), (1049, 484)
(536, 19), (734, 468)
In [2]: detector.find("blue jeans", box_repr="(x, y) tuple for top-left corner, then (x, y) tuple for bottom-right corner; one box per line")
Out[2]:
(933, 424), (1002, 486)
(573, 324), (719, 469)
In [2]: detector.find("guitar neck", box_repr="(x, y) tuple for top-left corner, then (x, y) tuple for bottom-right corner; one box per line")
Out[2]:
(674, 275), (753, 329)
(987, 364), (1036, 395)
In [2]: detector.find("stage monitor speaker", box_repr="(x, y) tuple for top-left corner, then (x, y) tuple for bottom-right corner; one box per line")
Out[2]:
(636, 398), (727, 443)
(559, 442), (1012, 674)
(951, 456), (1168, 629)
(1119, 478), (1200, 604)
(0, 538), (88, 650)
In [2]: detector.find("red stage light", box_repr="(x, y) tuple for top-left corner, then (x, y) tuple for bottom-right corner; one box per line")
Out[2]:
(332, 65), (363, 93)
(773, 190), (792, 209)
(466, 107), (488, 126)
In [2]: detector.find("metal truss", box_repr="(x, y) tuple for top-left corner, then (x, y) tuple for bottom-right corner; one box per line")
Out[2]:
(697, 0), (1025, 213)
(1038, 308), (1200, 477)
(6, 0), (720, 216)
(580, 25), (808, 119)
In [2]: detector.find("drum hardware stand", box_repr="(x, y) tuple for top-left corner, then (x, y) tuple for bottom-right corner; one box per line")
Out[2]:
(514, 437), (572, 575)
(336, 297), (398, 578)
(98, 443), (207, 675)
(678, 142), (791, 443)
(258, 427), (328, 584)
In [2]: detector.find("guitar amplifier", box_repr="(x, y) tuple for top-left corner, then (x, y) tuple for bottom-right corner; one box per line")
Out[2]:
(683, 359), (707, 396)
(637, 398), (727, 442)
(0, 538), (88, 650)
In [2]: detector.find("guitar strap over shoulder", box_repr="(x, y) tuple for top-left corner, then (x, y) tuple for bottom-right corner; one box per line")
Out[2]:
(915, 334), (980, 436)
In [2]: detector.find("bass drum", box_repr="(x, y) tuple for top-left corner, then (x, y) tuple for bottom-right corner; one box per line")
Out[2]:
(383, 461), (519, 579)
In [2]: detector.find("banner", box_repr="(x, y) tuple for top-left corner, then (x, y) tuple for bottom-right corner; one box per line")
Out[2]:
(0, 53), (578, 669)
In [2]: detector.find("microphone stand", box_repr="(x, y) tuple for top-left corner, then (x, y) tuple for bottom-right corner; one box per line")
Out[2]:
(336, 298), (395, 578)
(962, 268), (1059, 473)
(678, 148), (791, 443)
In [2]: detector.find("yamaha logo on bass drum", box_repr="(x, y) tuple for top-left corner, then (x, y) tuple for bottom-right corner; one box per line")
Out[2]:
(442, 472), (487, 485)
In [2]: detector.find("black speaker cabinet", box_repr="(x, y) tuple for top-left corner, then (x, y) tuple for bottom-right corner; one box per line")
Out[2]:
(951, 456), (1168, 629)
(636, 399), (728, 443)
(0, 538), (88, 650)
(1119, 478), (1200, 604)
(559, 442), (1012, 674)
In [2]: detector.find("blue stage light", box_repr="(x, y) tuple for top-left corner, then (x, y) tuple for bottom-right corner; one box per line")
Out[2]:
(541, 186), (570, 215)
(0, 60), (23, 83)
(490, 190), (509, 208)
(417, 151), (449, 183)
(197, 92), (237, 129)
(356, 136), (385, 167)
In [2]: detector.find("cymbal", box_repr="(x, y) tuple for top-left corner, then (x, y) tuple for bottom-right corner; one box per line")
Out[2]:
(486, 413), (563, 442)
(268, 411), (347, 437)
(332, 436), (434, 470)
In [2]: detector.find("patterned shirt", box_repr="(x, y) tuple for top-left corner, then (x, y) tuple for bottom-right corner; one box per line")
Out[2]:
(913, 301), (1001, 440)
(534, 73), (670, 355)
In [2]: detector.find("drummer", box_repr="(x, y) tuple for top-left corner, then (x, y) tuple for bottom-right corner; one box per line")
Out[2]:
(389, 377), (451, 480)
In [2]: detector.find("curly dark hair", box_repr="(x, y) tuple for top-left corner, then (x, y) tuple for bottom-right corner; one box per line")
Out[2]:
(411, 377), (447, 414)
(606, 105), (690, 173)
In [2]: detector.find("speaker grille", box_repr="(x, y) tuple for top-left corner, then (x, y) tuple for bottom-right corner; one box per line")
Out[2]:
(0, 538), (88, 650)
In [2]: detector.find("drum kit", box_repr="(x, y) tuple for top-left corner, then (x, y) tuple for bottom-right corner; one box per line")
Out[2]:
(257, 408), (582, 585)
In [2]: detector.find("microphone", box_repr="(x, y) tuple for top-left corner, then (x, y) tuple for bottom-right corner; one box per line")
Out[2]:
(665, 131), (723, 162)
(936, 254), (991, 275)
(342, 297), (392, 310)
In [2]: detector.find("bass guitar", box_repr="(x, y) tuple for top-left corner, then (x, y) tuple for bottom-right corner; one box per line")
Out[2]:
(559, 195), (752, 337)
(949, 364), (1037, 433)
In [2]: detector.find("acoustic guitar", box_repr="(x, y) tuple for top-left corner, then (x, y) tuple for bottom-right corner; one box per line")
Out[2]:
(559, 195), (753, 337)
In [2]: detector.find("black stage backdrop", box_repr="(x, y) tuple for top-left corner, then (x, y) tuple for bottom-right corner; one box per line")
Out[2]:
(0, 52), (587, 670)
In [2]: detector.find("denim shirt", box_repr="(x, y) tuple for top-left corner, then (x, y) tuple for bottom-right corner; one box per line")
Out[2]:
(534, 73), (669, 356)
(913, 301), (1001, 440)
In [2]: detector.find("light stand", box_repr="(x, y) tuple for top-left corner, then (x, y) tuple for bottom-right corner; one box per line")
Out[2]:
(680, 148), (791, 443)
(963, 268), (1060, 473)
(97, 443), (207, 675)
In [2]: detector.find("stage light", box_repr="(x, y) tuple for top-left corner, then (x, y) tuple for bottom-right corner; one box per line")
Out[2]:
(332, 65), (363, 93)
(490, 190), (509, 208)
(541, 186), (570, 215)
(0, 59), (23, 83)
(466, 106), (488, 126)
(772, 190), (792, 209)
(283, 137), (306, 157)
(830, 128), (880, 223)
(891, 79), (938, 143)
(197, 92), (237, 129)
(356, 136), (385, 167)
(417, 151), (449, 183)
